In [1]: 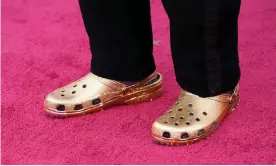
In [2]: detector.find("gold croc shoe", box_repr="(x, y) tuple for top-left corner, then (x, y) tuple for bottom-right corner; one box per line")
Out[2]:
(44, 72), (163, 117)
(152, 85), (239, 145)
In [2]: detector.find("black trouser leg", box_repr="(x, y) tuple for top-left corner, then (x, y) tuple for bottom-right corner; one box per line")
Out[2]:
(78, 0), (155, 81)
(162, 0), (241, 97)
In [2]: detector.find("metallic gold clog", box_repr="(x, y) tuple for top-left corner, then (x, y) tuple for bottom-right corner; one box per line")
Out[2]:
(44, 72), (163, 117)
(152, 85), (239, 145)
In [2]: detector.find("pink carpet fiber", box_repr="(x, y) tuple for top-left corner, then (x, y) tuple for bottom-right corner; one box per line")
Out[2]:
(2, 0), (276, 164)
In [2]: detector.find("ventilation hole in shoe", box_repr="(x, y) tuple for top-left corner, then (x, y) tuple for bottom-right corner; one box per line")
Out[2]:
(178, 107), (183, 111)
(175, 122), (179, 126)
(189, 112), (194, 116)
(211, 123), (217, 130)
(176, 101), (180, 105)
(198, 129), (205, 136)
(61, 90), (65, 92)
(56, 105), (65, 111)
(181, 133), (189, 139)
(92, 98), (101, 105)
(73, 85), (77, 87)
(168, 110), (172, 113)
(74, 104), (83, 110)
(203, 112), (207, 116)
(170, 116), (175, 119)
(188, 103), (193, 108)
(164, 121), (168, 124)
(196, 118), (200, 121)
(180, 116), (184, 119)
(162, 132), (171, 138)
(72, 91), (76, 94)
(82, 84), (87, 88)
(61, 94), (64, 97)
(186, 122), (190, 125)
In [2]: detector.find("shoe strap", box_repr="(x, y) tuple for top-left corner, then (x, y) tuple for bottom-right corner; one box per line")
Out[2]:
(121, 72), (158, 90)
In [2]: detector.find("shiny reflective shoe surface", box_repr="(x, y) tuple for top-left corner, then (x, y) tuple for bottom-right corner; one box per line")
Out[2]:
(44, 72), (163, 117)
(152, 85), (239, 145)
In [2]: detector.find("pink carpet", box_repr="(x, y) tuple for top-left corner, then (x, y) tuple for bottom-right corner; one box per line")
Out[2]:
(2, 0), (276, 164)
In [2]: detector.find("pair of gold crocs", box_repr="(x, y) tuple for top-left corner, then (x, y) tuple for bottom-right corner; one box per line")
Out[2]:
(44, 72), (239, 145)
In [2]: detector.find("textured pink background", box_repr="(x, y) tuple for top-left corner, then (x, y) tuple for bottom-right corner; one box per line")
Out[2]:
(2, 0), (276, 164)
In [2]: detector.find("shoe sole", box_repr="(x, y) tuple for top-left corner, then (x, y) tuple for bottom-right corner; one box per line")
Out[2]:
(152, 97), (240, 146)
